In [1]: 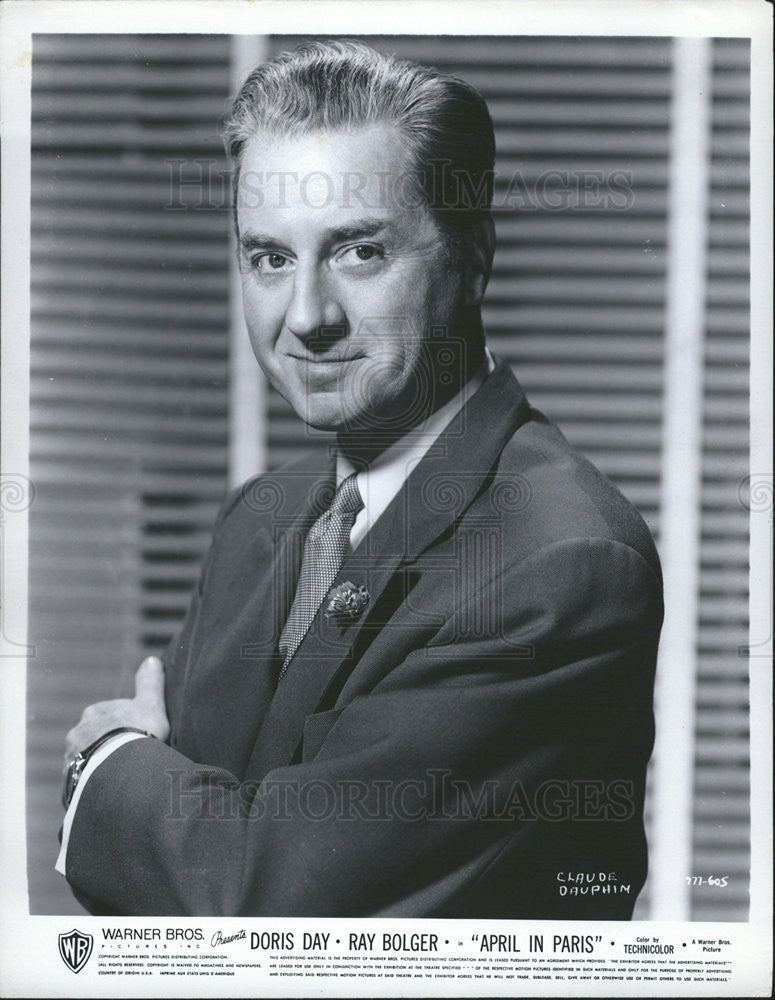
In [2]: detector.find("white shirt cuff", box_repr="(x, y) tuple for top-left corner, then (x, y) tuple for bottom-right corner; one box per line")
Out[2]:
(55, 732), (148, 876)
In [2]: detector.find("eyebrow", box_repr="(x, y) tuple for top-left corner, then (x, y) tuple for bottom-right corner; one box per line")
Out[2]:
(239, 233), (286, 253)
(239, 218), (397, 253)
(325, 218), (396, 242)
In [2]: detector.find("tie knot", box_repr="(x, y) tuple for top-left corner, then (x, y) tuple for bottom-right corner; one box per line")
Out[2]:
(306, 473), (363, 543)
(330, 473), (363, 518)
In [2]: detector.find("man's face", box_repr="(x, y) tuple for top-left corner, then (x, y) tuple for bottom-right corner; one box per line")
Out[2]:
(236, 125), (469, 432)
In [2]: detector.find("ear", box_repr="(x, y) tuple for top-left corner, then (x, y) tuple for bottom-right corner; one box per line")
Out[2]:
(463, 216), (495, 307)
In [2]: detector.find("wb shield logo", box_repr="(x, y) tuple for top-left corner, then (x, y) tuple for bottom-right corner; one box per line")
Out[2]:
(58, 928), (93, 973)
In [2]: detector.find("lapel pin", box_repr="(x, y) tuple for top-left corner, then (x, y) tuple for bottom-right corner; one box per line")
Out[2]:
(325, 582), (370, 625)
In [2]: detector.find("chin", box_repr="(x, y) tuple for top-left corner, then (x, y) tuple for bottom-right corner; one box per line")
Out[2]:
(301, 404), (394, 434)
(293, 387), (377, 432)
(301, 414), (347, 432)
(294, 397), (351, 432)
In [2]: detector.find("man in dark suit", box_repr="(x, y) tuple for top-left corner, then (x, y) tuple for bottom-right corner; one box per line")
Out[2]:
(59, 40), (663, 918)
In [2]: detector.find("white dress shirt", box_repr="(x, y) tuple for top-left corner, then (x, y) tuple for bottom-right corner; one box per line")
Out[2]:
(56, 349), (494, 877)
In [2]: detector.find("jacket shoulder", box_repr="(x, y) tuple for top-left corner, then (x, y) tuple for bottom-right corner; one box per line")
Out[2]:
(493, 406), (661, 583)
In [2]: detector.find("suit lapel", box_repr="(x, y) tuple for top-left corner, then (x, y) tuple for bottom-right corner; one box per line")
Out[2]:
(239, 455), (336, 666)
(179, 453), (335, 778)
(246, 358), (531, 778)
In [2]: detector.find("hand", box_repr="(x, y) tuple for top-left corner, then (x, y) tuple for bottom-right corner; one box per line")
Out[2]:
(64, 656), (170, 764)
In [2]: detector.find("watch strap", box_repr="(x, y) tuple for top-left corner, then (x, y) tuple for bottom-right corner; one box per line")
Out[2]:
(62, 727), (155, 809)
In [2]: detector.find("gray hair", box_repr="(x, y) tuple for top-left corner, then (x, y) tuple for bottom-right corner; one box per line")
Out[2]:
(222, 39), (495, 258)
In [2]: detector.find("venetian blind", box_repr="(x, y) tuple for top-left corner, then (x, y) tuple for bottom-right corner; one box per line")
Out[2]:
(691, 37), (750, 921)
(27, 34), (232, 914)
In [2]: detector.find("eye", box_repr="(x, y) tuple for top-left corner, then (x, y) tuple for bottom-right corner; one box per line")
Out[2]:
(251, 252), (293, 272)
(338, 244), (384, 266)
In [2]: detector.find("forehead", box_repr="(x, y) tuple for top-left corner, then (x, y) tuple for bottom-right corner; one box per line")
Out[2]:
(236, 124), (423, 230)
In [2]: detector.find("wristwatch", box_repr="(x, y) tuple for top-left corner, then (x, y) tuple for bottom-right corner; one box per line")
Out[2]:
(62, 727), (155, 809)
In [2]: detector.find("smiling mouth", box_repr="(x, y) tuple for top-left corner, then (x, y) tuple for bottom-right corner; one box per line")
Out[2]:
(290, 355), (364, 365)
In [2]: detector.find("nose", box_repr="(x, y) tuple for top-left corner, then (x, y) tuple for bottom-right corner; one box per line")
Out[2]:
(285, 265), (346, 346)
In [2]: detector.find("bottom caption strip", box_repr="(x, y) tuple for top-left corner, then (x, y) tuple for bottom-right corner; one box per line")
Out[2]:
(57, 925), (738, 990)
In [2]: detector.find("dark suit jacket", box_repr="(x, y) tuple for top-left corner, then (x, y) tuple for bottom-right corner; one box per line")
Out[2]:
(65, 357), (663, 918)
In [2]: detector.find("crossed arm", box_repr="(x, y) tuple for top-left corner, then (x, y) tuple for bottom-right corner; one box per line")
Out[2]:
(61, 538), (662, 918)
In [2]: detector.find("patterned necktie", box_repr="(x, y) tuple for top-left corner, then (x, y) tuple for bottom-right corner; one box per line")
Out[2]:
(278, 473), (364, 678)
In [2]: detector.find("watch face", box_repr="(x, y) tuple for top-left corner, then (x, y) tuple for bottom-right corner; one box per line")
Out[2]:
(62, 758), (83, 809)
(60, 730), (151, 809)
